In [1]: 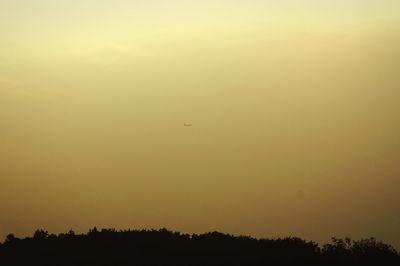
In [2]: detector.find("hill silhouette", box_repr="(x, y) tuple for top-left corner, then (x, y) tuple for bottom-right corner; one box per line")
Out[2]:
(0, 228), (398, 266)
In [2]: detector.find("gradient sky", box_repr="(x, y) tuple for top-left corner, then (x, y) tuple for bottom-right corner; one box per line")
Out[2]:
(1, 0), (399, 248)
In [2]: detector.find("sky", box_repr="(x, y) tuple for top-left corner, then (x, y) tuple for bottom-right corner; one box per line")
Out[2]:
(1, 0), (399, 248)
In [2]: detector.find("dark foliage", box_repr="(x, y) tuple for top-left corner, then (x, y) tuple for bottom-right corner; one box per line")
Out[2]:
(0, 228), (398, 266)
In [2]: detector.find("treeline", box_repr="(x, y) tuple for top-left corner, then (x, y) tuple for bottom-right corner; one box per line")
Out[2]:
(0, 228), (398, 265)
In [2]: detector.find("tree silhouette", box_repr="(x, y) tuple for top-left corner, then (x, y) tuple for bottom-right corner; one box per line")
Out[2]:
(33, 229), (49, 239)
(4, 234), (19, 244)
(0, 228), (398, 266)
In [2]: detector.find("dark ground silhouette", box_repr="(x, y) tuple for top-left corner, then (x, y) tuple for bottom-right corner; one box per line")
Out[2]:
(0, 228), (398, 266)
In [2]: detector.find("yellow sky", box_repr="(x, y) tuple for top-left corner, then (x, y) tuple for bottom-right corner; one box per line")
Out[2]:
(1, 0), (399, 248)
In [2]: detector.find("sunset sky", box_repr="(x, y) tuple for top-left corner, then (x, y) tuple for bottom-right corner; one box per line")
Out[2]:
(1, 0), (399, 248)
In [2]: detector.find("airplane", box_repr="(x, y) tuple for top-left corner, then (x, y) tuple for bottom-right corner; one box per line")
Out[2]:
(184, 123), (193, 127)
